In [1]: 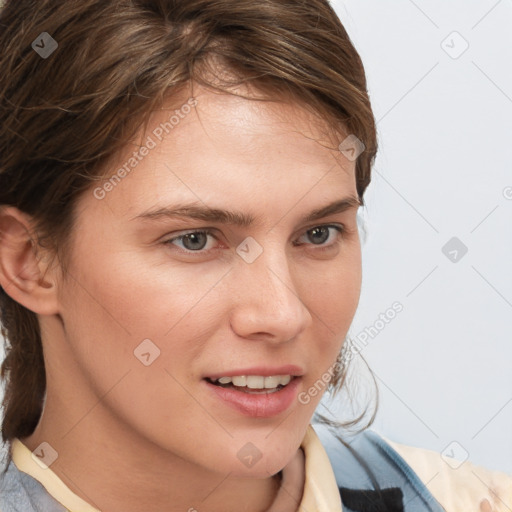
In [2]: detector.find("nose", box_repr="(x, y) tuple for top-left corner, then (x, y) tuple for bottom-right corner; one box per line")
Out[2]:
(228, 246), (313, 343)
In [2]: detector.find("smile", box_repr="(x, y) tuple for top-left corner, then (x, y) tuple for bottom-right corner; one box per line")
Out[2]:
(204, 375), (302, 417)
(207, 375), (292, 392)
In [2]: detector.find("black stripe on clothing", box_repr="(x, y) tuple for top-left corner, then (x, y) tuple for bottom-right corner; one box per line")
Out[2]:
(339, 486), (404, 512)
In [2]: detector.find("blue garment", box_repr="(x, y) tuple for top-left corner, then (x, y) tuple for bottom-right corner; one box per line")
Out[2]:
(0, 461), (66, 512)
(313, 424), (445, 512)
(0, 426), (445, 512)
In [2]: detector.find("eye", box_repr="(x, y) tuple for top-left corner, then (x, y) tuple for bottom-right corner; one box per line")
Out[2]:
(165, 230), (218, 252)
(294, 225), (344, 249)
(163, 224), (345, 255)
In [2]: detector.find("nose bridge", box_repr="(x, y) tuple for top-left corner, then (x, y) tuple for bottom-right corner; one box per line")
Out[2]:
(229, 238), (312, 340)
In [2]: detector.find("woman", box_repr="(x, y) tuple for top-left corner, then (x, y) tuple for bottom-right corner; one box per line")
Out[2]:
(0, 1), (510, 511)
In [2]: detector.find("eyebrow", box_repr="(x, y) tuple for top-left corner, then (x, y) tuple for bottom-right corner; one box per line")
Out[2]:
(132, 196), (361, 227)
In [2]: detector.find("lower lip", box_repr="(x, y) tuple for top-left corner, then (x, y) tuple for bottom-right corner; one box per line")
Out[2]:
(204, 377), (302, 418)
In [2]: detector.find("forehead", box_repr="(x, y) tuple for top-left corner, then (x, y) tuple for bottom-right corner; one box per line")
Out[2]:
(192, 85), (342, 148)
(85, 84), (357, 219)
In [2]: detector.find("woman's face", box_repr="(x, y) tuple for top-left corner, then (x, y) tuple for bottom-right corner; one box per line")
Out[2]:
(53, 84), (362, 478)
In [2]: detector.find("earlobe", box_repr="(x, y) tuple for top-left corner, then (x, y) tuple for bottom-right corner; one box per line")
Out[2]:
(0, 206), (60, 315)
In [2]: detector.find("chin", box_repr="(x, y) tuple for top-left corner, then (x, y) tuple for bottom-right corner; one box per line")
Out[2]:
(225, 458), (288, 480)
(218, 442), (298, 479)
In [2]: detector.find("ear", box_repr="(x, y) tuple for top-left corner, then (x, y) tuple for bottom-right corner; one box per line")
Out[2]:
(0, 206), (60, 315)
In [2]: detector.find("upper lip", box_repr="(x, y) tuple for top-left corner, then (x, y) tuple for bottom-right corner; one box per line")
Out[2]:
(205, 365), (304, 380)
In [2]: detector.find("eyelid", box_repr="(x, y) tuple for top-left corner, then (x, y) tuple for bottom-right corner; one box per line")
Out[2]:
(293, 224), (344, 248)
(165, 229), (221, 253)
(163, 223), (345, 254)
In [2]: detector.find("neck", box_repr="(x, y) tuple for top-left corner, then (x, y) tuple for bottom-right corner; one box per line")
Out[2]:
(22, 397), (283, 512)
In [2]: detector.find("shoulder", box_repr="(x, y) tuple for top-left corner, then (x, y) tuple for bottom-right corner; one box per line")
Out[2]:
(313, 423), (512, 512)
(313, 423), (445, 511)
(384, 435), (512, 512)
(0, 458), (67, 512)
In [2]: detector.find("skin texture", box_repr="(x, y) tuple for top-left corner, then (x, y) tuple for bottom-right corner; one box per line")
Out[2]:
(0, 83), (362, 512)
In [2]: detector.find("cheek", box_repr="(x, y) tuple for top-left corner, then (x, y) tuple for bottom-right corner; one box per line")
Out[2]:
(297, 246), (361, 391)
(60, 244), (226, 339)
(302, 243), (362, 333)
(55, 259), (224, 456)
(55, 244), (230, 424)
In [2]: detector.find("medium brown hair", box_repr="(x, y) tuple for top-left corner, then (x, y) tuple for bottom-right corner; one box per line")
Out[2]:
(0, 0), (378, 447)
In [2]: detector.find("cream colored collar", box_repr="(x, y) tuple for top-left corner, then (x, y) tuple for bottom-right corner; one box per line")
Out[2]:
(299, 425), (343, 511)
(11, 437), (97, 512)
(12, 425), (342, 512)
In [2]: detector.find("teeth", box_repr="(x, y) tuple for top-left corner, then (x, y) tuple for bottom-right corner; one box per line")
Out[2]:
(263, 376), (279, 389)
(232, 376), (247, 387)
(213, 375), (292, 388)
(247, 376), (264, 389)
(278, 375), (292, 386)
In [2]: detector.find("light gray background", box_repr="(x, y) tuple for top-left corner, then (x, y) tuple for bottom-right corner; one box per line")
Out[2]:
(1, 0), (511, 475)
(322, 0), (512, 474)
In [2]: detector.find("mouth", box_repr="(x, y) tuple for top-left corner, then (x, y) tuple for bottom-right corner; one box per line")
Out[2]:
(205, 375), (294, 394)
(203, 373), (302, 418)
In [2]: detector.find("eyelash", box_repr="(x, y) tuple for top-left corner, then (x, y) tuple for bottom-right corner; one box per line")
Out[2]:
(163, 224), (345, 256)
